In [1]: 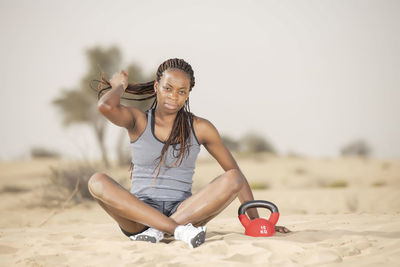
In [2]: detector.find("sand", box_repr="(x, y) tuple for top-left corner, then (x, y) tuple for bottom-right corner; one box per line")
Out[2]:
(0, 156), (399, 266)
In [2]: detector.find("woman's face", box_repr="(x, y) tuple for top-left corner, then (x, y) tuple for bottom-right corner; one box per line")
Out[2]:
(154, 69), (191, 113)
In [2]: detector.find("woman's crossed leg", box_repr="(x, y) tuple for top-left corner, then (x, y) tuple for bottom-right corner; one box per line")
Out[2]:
(88, 169), (244, 236)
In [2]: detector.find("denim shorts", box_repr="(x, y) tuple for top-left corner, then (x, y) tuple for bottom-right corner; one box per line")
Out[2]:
(120, 197), (185, 237)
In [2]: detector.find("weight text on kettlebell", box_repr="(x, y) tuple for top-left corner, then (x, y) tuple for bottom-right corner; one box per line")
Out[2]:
(260, 225), (268, 234)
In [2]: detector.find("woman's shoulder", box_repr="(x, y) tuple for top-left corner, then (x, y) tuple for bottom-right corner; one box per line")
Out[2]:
(192, 114), (211, 126)
(192, 114), (218, 144)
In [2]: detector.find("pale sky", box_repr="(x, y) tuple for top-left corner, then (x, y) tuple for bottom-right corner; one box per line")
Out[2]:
(1, 0), (399, 160)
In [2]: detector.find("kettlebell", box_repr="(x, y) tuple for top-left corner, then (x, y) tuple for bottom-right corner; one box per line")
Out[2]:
(238, 200), (280, 237)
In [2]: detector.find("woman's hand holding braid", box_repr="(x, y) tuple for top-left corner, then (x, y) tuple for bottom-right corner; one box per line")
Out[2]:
(110, 70), (129, 90)
(97, 69), (136, 130)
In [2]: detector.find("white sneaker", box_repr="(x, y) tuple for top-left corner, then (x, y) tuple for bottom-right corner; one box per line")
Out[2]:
(130, 227), (164, 243)
(174, 223), (206, 248)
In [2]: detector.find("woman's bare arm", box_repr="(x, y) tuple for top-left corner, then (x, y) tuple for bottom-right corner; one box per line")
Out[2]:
(97, 70), (142, 130)
(194, 117), (260, 219)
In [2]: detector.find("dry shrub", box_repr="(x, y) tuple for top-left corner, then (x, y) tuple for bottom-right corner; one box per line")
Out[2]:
(250, 182), (270, 190)
(240, 132), (276, 154)
(48, 163), (98, 202)
(294, 167), (307, 175)
(372, 180), (386, 187)
(327, 180), (348, 188)
(30, 146), (60, 159)
(221, 134), (240, 152)
(340, 139), (371, 157)
(0, 185), (29, 194)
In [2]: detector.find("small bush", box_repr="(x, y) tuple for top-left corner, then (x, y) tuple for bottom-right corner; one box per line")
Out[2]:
(30, 147), (60, 159)
(240, 132), (276, 154)
(327, 180), (348, 188)
(221, 134), (240, 152)
(249, 182), (269, 190)
(48, 163), (98, 202)
(293, 167), (307, 175)
(340, 139), (371, 157)
(372, 180), (386, 187)
(0, 185), (29, 193)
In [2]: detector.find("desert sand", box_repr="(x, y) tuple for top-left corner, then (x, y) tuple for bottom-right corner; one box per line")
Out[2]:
(0, 155), (399, 266)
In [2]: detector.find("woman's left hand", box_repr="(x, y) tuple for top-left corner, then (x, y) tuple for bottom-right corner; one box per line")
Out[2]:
(275, 225), (291, 233)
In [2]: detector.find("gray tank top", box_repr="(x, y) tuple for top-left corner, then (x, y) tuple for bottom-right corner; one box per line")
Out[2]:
(130, 108), (201, 201)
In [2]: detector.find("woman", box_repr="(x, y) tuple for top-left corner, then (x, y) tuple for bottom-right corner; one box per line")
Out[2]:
(88, 58), (289, 248)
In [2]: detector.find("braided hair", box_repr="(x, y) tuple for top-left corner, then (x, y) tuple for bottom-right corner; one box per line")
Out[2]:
(93, 58), (196, 181)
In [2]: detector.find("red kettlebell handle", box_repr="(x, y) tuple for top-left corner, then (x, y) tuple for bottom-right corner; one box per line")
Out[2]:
(238, 200), (280, 228)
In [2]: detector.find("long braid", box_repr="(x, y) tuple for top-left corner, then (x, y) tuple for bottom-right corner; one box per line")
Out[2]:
(152, 59), (195, 182)
(91, 69), (157, 101)
(92, 58), (196, 181)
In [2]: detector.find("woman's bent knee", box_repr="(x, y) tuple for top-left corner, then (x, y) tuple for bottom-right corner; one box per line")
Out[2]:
(224, 169), (244, 193)
(88, 172), (107, 199)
